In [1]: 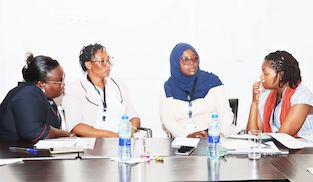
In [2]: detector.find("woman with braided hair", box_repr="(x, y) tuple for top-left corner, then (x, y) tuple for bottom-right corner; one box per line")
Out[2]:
(246, 51), (313, 137)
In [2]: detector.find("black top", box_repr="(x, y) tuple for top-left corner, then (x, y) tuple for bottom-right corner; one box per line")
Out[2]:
(0, 82), (61, 142)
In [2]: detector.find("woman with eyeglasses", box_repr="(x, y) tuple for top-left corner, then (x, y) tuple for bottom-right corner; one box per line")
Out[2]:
(62, 43), (140, 137)
(0, 53), (70, 142)
(160, 43), (234, 138)
(247, 51), (313, 137)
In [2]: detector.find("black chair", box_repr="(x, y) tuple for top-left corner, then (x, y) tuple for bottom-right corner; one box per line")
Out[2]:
(137, 127), (153, 138)
(228, 98), (239, 126)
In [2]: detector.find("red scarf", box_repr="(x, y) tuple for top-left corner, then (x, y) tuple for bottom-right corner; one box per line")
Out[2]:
(263, 86), (297, 133)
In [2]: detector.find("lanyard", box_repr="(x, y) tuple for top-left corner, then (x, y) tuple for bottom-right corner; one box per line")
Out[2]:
(187, 79), (197, 119)
(48, 100), (61, 125)
(87, 76), (107, 121)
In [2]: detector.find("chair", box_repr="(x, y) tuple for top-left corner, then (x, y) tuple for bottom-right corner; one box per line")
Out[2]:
(137, 127), (153, 138)
(228, 98), (239, 126)
(162, 124), (174, 138)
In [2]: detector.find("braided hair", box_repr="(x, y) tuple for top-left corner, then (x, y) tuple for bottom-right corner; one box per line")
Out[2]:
(79, 43), (105, 71)
(264, 50), (301, 89)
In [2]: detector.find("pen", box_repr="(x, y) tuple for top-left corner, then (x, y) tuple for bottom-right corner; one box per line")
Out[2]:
(9, 147), (39, 154)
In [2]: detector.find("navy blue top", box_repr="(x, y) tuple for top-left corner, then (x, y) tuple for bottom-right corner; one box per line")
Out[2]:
(164, 43), (223, 101)
(0, 83), (61, 142)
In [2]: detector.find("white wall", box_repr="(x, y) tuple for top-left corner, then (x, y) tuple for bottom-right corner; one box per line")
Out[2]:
(1, 0), (313, 137)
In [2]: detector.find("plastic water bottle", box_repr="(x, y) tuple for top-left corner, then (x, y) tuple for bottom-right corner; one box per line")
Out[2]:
(118, 115), (132, 161)
(208, 113), (221, 160)
(118, 163), (131, 182)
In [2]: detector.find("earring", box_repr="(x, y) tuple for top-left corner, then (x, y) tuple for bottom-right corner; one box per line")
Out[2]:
(41, 88), (46, 93)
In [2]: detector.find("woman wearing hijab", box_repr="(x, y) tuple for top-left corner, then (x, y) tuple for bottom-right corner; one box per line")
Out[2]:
(0, 53), (70, 142)
(160, 43), (233, 138)
(247, 51), (313, 137)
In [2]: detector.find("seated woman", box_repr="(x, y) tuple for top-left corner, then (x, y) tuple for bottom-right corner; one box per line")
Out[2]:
(0, 53), (70, 142)
(246, 51), (313, 137)
(160, 43), (233, 138)
(62, 43), (140, 137)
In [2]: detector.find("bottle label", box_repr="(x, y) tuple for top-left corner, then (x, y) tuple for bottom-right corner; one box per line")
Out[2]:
(208, 135), (220, 144)
(119, 138), (131, 147)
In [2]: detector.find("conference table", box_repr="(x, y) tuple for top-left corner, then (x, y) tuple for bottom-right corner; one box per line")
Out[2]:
(0, 138), (313, 181)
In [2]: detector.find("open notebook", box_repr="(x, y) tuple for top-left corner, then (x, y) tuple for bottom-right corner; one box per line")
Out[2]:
(35, 137), (96, 154)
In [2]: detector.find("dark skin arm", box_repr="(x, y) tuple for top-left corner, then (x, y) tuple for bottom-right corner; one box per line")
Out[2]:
(130, 117), (141, 134)
(187, 131), (208, 138)
(71, 117), (140, 138)
(71, 123), (118, 138)
(278, 104), (311, 136)
(46, 126), (71, 138)
(247, 81), (263, 131)
(187, 131), (225, 138)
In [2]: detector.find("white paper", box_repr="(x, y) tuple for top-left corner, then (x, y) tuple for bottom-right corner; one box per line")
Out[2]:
(75, 137), (96, 149)
(35, 137), (96, 150)
(300, 135), (313, 147)
(0, 158), (23, 166)
(221, 139), (283, 155)
(171, 137), (200, 148)
(110, 157), (151, 164)
(35, 139), (77, 149)
(226, 133), (271, 140)
(268, 133), (310, 149)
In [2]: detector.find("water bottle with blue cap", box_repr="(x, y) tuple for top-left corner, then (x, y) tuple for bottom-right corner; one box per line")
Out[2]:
(118, 115), (132, 161)
(208, 113), (221, 160)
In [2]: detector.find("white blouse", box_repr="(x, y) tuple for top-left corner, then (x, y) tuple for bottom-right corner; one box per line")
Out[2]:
(160, 85), (234, 137)
(62, 74), (138, 133)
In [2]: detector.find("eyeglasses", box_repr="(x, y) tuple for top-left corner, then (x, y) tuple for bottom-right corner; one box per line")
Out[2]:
(90, 57), (114, 66)
(180, 57), (199, 65)
(46, 80), (65, 86)
(46, 74), (65, 86)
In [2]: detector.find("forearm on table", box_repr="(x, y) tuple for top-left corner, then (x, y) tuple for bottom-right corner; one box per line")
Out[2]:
(71, 123), (118, 138)
(47, 126), (70, 138)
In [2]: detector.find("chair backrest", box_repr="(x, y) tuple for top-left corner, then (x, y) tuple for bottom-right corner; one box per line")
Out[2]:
(137, 127), (153, 138)
(228, 98), (239, 125)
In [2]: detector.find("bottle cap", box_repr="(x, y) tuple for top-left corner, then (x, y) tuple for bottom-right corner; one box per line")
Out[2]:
(211, 113), (219, 119)
(122, 115), (129, 120)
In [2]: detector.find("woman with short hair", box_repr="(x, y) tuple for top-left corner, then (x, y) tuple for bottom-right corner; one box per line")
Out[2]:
(62, 43), (140, 137)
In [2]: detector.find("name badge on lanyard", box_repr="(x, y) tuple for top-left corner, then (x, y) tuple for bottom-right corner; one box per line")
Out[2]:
(186, 95), (196, 133)
(87, 76), (107, 122)
(102, 106), (107, 121)
(186, 79), (197, 133)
